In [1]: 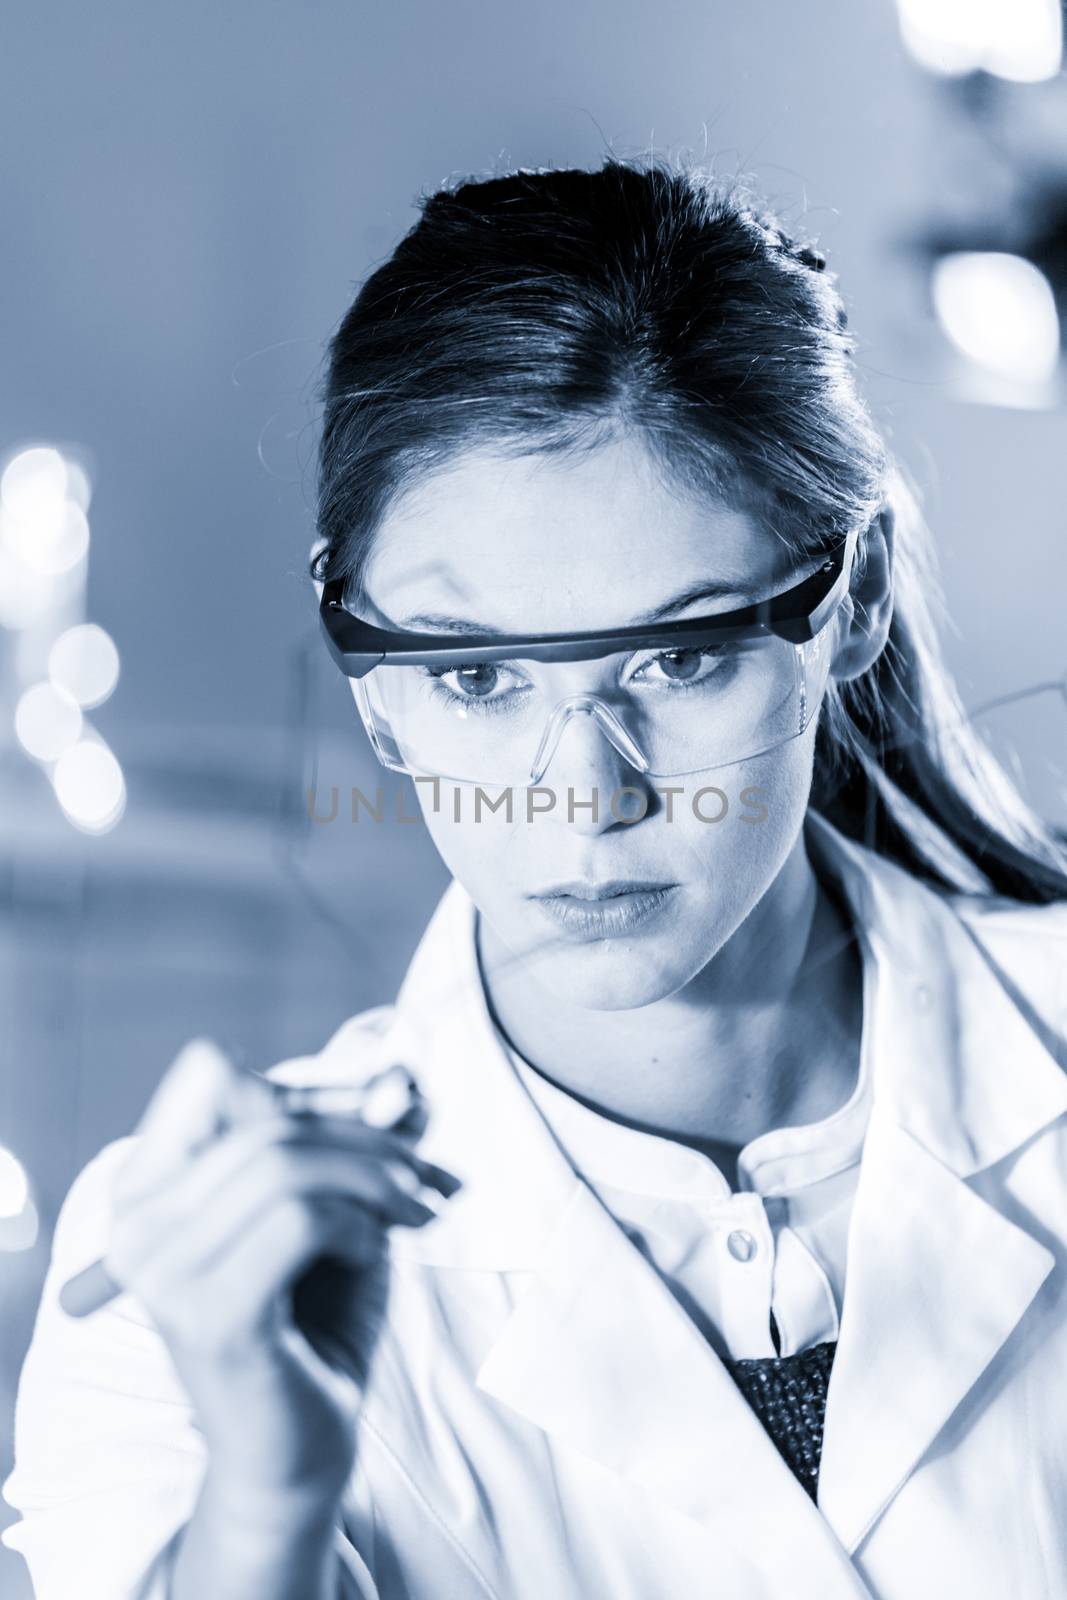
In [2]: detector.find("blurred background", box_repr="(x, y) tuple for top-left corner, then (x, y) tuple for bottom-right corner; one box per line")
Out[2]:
(2, 3), (1066, 1590)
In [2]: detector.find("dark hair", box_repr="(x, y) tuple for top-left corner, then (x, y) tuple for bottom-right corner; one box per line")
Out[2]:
(311, 154), (1067, 904)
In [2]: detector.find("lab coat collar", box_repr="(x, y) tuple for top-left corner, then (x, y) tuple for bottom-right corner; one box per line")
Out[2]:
(380, 809), (1067, 1569)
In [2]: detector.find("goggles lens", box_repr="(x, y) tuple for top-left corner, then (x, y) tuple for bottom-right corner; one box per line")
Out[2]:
(354, 625), (833, 785)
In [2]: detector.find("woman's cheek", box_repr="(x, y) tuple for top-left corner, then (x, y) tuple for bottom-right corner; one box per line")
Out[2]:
(414, 786), (516, 897)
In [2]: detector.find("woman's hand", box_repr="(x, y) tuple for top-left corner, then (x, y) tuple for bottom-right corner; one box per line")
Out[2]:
(101, 1037), (460, 1515)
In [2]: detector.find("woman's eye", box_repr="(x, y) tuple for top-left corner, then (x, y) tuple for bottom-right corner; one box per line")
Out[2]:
(631, 647), (730, 687)
(422, 662), (529, 712)
(429, 663), (503, 700)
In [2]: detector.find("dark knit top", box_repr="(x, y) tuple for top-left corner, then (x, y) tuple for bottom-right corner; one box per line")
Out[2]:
(721, 1336), (837, 1502)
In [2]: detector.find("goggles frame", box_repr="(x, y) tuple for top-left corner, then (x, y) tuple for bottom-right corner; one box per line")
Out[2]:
(318, 527), (858, 678)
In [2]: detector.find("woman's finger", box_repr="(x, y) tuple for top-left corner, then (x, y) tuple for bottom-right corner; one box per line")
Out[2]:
(118, 1039), (274, 1196)
(109, 1140), (440, 1292)
(118, 1108), (455, 1238)
(147, 1193), (390, 1362)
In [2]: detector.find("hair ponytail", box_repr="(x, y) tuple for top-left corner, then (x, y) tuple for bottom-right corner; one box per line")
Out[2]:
(811, 464), (1067, 901)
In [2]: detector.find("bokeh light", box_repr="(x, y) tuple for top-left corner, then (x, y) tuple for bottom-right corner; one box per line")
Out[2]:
(896, 0), (1063, 82)
(931, 252), (1061, 386)
(14, 681), (84, 763)
(48, 623), (120, 709)
(0, 444), (92, 580)
(0, 1148), (29, 1220)
(0, 446), (68, 521)
(0, 543), (59, 630)
(52, 737), (127, 833)
(1, 498), (90, 577)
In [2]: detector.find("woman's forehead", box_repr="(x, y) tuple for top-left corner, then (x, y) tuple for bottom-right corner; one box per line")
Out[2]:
(363, 442), (783, 632)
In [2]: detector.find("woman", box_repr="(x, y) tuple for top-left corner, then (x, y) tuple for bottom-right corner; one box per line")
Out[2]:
(5, 156), (1067, 1600)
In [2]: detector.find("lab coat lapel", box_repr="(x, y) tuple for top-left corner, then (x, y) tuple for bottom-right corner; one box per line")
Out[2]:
(816, 1113), (1055, 1553)
(808, 815), (1067, 1554)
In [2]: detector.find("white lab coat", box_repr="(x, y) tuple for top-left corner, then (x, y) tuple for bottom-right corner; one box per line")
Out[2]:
(4, 808), (1067, 1599)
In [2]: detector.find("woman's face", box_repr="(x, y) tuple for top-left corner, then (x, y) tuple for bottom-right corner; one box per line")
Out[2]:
(358, 434), (844, 1011)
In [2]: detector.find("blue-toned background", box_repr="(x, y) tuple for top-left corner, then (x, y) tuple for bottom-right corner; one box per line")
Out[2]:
(2, 4), (1065, 1592)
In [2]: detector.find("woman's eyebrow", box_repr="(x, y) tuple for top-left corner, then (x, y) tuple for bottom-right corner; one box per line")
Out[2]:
(396, 577), (760, 635)
(633, 578), (752, 622)
(649, 571), (812, 620)
(396, 612), (517, 635)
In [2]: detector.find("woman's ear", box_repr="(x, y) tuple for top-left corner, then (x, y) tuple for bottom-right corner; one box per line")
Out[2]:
(829, 503), (895, 683)
(309, 536), (333, 605)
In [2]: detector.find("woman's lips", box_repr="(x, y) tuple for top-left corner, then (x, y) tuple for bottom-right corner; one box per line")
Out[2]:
(531, 885), (677, 940)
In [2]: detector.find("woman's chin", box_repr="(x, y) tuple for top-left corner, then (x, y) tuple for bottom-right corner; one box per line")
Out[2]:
(511, 920), (699, 1012)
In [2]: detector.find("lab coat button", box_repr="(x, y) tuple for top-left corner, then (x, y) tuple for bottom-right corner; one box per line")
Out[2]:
(727, 1229), (757, 1262)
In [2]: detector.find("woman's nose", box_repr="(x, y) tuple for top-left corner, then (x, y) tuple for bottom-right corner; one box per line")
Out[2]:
(533, 707), (653, 831)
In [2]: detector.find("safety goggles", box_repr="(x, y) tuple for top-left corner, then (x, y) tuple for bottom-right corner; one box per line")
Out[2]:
(319, 528), (857, 787)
